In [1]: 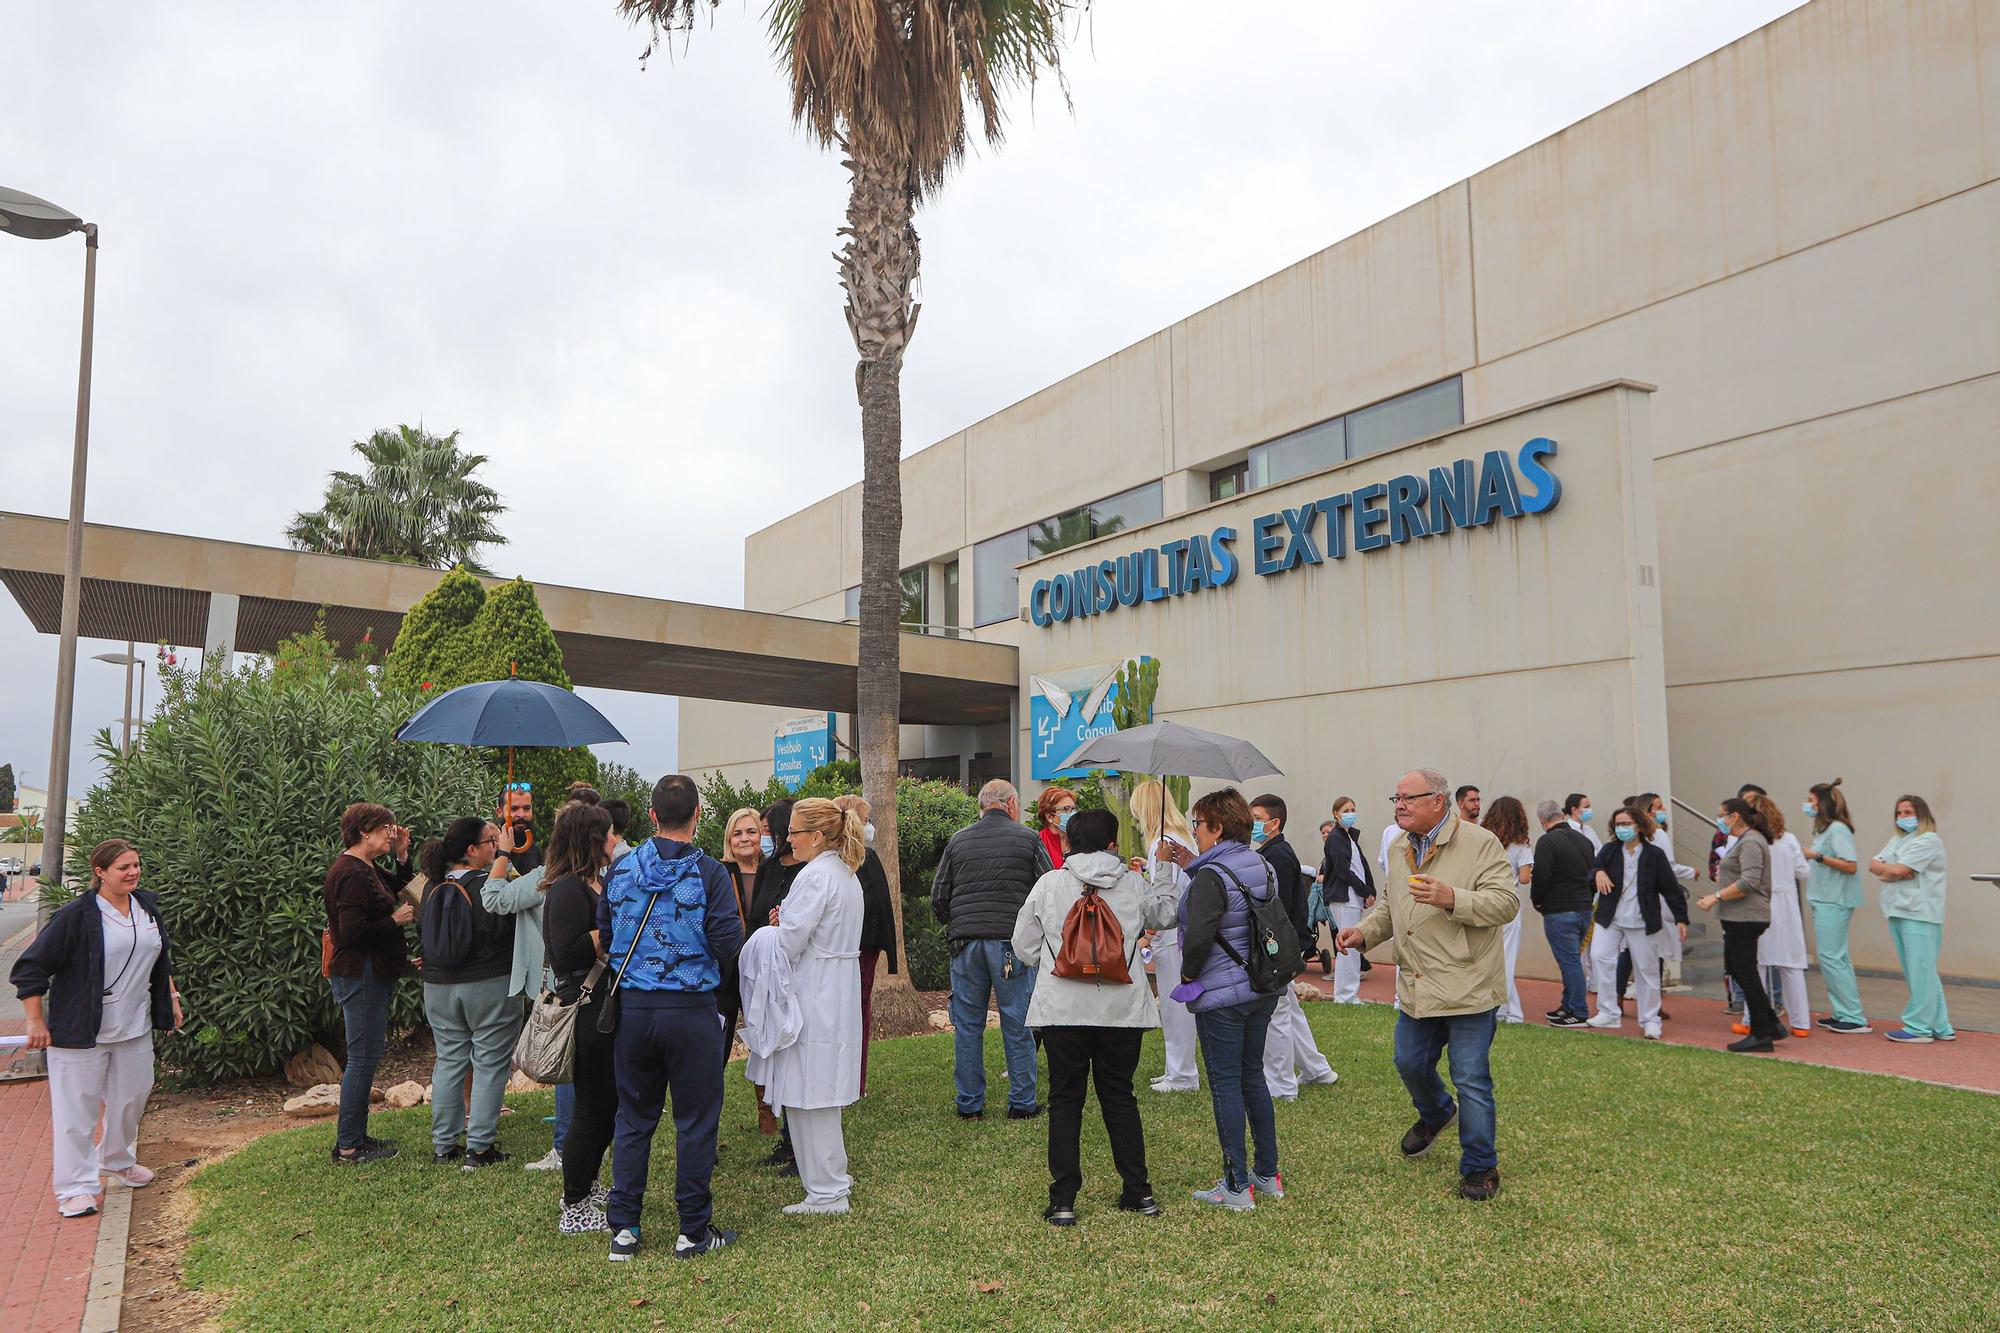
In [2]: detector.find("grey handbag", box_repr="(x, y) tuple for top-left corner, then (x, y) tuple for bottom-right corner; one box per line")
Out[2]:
(513, 959), (607, 1085)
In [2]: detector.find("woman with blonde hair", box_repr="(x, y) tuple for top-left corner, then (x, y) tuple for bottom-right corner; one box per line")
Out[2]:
(1742, 793), (1813, 1038)
(12, 840), (182, 1216)
(760, 797), (866, 1213)
(1802, 779), (1868, 1034)
(1129, 779), (1198, 1093)
(1870, 794), (1953, 1043)
(716, 807), (763, 1054)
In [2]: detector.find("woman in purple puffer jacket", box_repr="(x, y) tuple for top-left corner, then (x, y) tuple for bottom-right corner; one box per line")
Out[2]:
(1163, 787), (1284, 1212)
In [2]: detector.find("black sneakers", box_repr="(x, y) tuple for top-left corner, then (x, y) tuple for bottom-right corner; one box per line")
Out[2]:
(1006, 1104), (1045, 1121)
(1546, 1012), (1587, 1028)
(609, 1227), (642, 1262)
(1460, 1167), (1501, 1201)
(674, 1225), (737, 1259)
(1727, 1034), (1775, 1053)
(331, 1142), (399, 1164)
(432, 1145), (465, 1165)
(1400, 1110), (1457, 1159)
(1044, 1206), (1078, 1227)
(462, 1147), (511, 1170)
(1117, 1195), (1163, 1217)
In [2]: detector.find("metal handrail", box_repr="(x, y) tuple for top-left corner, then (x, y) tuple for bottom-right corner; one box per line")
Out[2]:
(1670, 795), (1711, 826)
(837, 618), (976, 640)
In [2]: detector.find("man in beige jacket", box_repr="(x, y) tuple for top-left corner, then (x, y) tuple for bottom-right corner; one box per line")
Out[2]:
(1336, 767), (1518, 1201)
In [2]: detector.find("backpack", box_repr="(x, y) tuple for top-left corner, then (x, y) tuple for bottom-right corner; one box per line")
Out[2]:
(419, 876), (480, 971)
(1051, 874), (1135, 985)
(1209, 862), (1304, 995)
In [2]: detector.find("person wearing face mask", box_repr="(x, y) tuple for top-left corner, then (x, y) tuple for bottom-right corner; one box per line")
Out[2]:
(1320, 799), (1376, 1004)
(1563, 793), (1602, 852)
(1584, 807), (1685, 1039)
(747, 799), (801, 1156)
(1036, 787), (1079, 871)
(834, 794), (898, 1095)
(1742, 793), (1812, 1039)
(1251, 794), (1337, 1101)
(1801, 780), (1868, 1034)
(1697, 799), (1780, 1053)
(1870, 795), (1953, 1044)
(715, 808), (765, 1071)
(1636, 792), (1695, 991)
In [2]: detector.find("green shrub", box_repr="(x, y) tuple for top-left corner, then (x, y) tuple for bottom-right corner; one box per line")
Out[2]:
(893, 778), (978, 897)
(62, 652), (491, 1086)
(593, 761), (656, 844)
(899, 895), (951, 991)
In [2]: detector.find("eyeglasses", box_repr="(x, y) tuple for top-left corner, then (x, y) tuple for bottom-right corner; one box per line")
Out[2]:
(479, 836), (501, 847)
(503, 782), (532, 793)
(1388, 791), (1444, 806)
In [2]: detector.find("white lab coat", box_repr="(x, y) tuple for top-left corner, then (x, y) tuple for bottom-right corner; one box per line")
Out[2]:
(738, 927), (802, 1067)
(757, 850), (863, 1112)
(1758, 831), (1811, 969)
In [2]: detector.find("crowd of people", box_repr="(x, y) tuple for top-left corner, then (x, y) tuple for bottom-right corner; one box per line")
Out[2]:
(6, 763), (1957, 1241)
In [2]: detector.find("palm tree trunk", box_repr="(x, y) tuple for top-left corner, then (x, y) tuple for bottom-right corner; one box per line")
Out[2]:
(842, 139), (927, 1030)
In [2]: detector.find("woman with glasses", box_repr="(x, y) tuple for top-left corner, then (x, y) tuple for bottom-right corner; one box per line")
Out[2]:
(1036, 786), (1079, 871)
(760, 797), (867, 1215)
(419, 817), (521, 1168)
(539, 802), (620, 1234)
(1169, 788), (1286, 1211)
(1697, 799), (1780, 1053)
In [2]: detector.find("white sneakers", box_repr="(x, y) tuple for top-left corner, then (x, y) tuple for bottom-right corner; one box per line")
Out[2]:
(1643, 1025), (1663, 1040)
(59, 1195), (99, 1218)
(1586, 1013), (1622, 1029)
(781, 1199), (850, 1215)
(107, 1164), (155, 1188)
(524, 1148), (563, 1172)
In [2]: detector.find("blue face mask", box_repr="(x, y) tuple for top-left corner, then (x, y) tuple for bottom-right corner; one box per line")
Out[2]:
(758, 834), (776, 857)
(1896, 816), (1919, 833)
(1801, 801), (1817, 819)
(1715, 816), (1731, 834)
(1055, 809), (1074, 831)
(1251, 824), (1268, 846)
(1578, 807), (1595, 823)
(1339, 811), (1358, 829)
(1655, 813), (1668, 829)
(1614, 825), (1638, 843)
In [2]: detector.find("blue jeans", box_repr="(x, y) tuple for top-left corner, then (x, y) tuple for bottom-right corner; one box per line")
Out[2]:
(1193, 992), (1282, 1191)
(554, 1083), (575, 1148)
(328, 961), (395, 1152)
(1392, 1007), (1498, 1173)
(1541, 910), (1590, 1017)
(948, 939), (1039, 1113)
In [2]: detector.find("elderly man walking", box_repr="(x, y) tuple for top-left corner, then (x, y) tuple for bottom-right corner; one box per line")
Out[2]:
(931, 780), (1054, 1119)
(1336, 768), (1518, 1201)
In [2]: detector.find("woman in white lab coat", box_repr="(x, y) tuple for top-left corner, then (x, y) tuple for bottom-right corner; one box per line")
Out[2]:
(1129, 780), (1199, 1093)
(761, 797), (865, 1215)
(1745, 793), (1813, 1037)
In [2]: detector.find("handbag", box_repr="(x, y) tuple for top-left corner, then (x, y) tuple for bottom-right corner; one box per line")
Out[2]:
(595, 887), (660, 1035)
(513, 958), (608, 1085)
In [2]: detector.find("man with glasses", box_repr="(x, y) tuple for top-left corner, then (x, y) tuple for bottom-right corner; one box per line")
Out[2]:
(1335, 768), (1517, 1201)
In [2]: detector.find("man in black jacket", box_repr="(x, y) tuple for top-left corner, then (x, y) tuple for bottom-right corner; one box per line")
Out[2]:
(931, 780), (1053, 1119)
(1252, 795), (1338, 1099)
(1531, 799), (1597, 1026)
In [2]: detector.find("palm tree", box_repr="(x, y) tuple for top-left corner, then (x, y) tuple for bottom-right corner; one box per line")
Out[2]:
(286, 424), (508, 574)
(620, 1), (1084, 1021)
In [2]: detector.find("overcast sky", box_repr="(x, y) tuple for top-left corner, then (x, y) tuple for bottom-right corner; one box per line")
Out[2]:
(2, 0), (1804, 797)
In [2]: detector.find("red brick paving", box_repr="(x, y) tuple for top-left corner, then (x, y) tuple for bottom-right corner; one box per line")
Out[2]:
(1316, 964), (2000, 1093)
(0, 1080), (99, 1333)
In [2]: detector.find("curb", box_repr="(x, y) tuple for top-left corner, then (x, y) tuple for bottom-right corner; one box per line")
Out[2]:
(81, 1182), (131, 1333)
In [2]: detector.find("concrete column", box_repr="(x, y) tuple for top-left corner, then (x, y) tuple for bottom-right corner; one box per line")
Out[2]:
(203, 592), (240, 673)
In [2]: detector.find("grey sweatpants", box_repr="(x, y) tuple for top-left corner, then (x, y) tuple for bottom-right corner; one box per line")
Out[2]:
(425, 975), (522, 1152)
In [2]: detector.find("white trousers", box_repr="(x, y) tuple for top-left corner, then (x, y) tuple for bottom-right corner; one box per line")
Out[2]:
(1262, 988), (1334, 1097)
(785, 1105), (851, 1206)
(1770, 965), (1811, 1030)
(1151, 935), (1199, 1088)
(1591, 924), (1663, 1028)
(1500, 910), (1524, 1022)
(1330, 901), (1364, 1003)
(47, 1033), (154, 1201)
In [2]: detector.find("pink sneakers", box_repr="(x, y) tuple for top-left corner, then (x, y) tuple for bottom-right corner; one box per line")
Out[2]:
(108, 1164), (155, 1188)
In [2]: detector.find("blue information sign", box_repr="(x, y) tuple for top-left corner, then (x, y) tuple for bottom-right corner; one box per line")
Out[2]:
(773, 713), (835, 792)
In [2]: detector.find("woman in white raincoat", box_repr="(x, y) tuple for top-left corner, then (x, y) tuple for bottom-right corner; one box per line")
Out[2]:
(761, 796), (865, 1215)
(1129, 780), (1199, 1093)
(1746, 793), (1813, 1037)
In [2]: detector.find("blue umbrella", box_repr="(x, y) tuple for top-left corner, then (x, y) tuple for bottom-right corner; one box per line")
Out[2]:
(395, 678), (626, 749)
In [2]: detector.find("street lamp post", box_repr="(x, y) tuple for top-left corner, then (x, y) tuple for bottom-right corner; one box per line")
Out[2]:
(1, 187), (97, 915)
(93, 645), (144, 755)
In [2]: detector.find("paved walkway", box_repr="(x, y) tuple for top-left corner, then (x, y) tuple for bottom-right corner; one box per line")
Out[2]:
(1320, 964), (2000, 1093)
(0, 1082), (102, 1333)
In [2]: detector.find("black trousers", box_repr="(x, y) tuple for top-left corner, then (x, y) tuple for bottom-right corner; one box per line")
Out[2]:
(561, 991), (617, 1206)
(1722, 921), (1780, 1039)
(607, 997), (725, 1238)
(1041, 1025), (1150, 1210)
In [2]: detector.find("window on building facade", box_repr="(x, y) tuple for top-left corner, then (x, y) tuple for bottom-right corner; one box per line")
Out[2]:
(1248, 416), (1345, 490)
(900, 567), (927, 629)
(1346, 376), (1464, 459)
(971, 481), (1164, 627)
(1209, 462), (1249, 502)
(972, 527), (1031, 627)
(941, 560), (961, 637)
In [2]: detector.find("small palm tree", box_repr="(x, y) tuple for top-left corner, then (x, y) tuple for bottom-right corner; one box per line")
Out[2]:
(619, 0), (1084, 1025)
(286, 424), (508, 574)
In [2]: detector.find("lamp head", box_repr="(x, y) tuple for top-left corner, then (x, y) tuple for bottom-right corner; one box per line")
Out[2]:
(0, 187), (85, 241)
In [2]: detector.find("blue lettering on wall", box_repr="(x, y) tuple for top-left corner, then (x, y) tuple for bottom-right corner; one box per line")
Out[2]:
(1021, 431), (1562, 631)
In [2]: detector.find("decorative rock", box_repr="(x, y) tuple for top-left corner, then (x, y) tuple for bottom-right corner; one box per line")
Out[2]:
(1294, 981), (1325, 1002)
(506, 1069), (548, 1094)
(282, 1084), (341, 1118)
(925, 1011), (952, 1032)
(283, 1044), (343, 1089)
(370, 1085), (385, 1103)
(384, 1080), (427, 1110)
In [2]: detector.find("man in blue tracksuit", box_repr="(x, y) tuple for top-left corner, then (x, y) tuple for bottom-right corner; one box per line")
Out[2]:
(597, 774), (744, 1262)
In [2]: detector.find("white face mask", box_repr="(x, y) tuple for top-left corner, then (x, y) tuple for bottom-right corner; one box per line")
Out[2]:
(863, 822), (876, 845)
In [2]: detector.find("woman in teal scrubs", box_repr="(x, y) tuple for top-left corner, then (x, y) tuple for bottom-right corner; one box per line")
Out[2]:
(1868, 794), (1952, 1044)
(1802, 780), (1867, 1033)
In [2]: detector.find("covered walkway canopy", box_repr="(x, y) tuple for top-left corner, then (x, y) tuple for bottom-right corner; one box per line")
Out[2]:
(0, 512), (1018, 727)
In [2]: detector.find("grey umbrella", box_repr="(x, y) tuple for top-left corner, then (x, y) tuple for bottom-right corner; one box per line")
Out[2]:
(1057, 719), (1282, 782)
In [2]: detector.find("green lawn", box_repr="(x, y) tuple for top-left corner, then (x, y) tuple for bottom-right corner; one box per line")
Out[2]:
(185, 1005), (1999, 1331)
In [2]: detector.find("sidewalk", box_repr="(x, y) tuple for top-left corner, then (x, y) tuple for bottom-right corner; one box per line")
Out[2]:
(0, 1083), (103, 1333)
(1317, 964), (2000, 1094)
